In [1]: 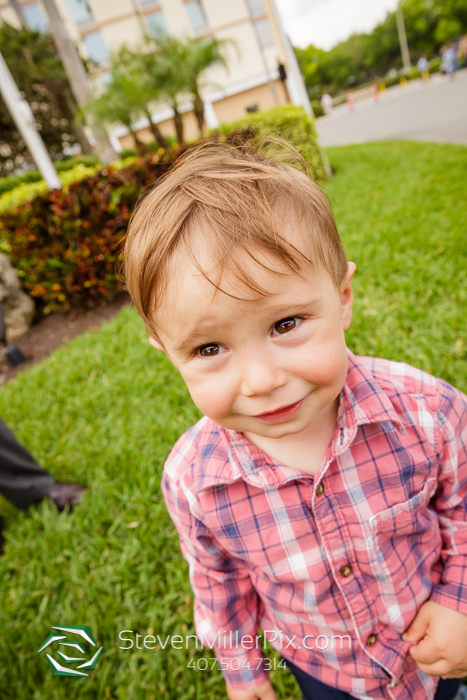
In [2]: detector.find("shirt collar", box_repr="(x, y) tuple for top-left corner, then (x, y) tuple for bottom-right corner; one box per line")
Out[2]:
(195, 349), (406, 493)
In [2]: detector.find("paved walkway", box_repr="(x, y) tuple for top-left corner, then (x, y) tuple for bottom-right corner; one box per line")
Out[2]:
(316, 69), (467, 147)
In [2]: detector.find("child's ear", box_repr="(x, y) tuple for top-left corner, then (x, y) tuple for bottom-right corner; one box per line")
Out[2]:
(340, 262), (357, 331)
(149, 336), (165, 352)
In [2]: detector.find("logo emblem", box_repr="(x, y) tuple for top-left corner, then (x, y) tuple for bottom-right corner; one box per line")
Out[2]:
(37, 625), (103, 677)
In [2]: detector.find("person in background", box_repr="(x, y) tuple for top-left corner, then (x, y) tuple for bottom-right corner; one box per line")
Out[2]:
(320, 93), (333, 115)
(417, 55), (430, 83)
(0, 417), (86, 513)
(441, 44), (458, 78)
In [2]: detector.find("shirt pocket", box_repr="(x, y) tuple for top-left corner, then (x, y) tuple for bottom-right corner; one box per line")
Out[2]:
(368, 477), (439, 588)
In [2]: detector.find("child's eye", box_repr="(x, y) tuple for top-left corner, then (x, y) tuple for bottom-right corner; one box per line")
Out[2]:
(272, 317), (301, 335)
(197, 343), (226, 358)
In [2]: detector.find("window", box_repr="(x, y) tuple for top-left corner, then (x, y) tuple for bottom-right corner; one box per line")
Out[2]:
(144, 11), (168, 36)
(65, 0), (93, 25)
(23, 2), (48, 32)
(185, 1), (208, 33)
(246, 0), (265, 18)
(254, 18), (275, 49)
(82, 31), (110, 65)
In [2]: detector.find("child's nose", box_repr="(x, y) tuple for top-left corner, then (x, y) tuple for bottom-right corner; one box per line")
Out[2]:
(240, 354), (287, 397)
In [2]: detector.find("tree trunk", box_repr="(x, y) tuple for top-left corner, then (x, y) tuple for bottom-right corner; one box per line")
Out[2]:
(144, 110), (170, 150)
(193, 90), (205, 137)
(172, 105), (184, 144)
(55, 88), (94, 155)
(130, 127), (148, 157)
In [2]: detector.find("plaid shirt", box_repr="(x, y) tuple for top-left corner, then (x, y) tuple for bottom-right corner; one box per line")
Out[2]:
(162, 351), (467, 700)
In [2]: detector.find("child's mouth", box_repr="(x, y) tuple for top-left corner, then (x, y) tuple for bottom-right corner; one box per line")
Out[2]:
(253, 397), (306, 423)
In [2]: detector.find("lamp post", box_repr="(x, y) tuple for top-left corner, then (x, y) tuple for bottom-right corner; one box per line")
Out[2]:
(396, 5), (411, 71)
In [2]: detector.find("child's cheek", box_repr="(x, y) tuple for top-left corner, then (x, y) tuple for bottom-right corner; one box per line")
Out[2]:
(184, 374), (234, 421)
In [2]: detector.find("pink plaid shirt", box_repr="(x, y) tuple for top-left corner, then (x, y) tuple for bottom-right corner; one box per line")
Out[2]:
(162, 351), (467, 700)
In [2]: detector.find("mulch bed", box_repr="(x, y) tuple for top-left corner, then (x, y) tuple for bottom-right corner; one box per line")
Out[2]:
(0, 292), (130, 386)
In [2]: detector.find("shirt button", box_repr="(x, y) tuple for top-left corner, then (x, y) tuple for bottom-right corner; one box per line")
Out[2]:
(340, 564), (352, 577)
(366, 633), (377, 646)
(316, 482), (324, 496)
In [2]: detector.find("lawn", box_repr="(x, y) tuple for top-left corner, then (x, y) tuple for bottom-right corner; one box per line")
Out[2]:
(0, 141), (466, 699)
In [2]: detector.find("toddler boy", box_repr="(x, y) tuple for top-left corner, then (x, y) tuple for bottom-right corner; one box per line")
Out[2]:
(123, 142), (467, 700)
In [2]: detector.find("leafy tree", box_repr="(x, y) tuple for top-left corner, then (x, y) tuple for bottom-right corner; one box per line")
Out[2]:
(143, 32), (232, 140)
(86, 46), (170, 153)
(295, 0), (467, 97)
(139, 34), (191, 144)
(182, 36), (232, 136)
(0, 23), (85, 176)
(84, 70), (149, 156)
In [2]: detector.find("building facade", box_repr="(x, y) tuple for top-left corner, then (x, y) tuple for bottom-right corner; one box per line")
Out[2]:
(0, 0), (311, 150)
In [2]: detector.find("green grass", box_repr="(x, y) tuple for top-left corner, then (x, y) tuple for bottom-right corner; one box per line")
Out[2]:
(0, 141), (466, 699)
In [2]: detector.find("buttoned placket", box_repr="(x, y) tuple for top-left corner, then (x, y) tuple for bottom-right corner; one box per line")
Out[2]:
(310, 424), (402, 694)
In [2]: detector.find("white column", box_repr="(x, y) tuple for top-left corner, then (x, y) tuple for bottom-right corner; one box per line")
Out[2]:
(0, 52), (61, 190)
(265, 0), (313, 116)
(204, 100), (219, 129)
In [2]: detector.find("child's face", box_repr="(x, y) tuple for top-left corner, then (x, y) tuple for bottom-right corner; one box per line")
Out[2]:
(150, 247), (356, 441)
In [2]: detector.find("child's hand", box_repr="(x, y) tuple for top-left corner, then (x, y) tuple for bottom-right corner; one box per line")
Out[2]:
(403, 600), (467, 677)
(226, 679), (278, 700)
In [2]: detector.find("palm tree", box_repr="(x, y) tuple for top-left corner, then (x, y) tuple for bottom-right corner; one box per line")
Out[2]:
(84, 70), (148, 156)
(84, 47), (170, 155)
(114, 46), (170, 150)
(145, 33), (233, 140)
(184, 36), (232, 137)
(140, 34), (192, 143)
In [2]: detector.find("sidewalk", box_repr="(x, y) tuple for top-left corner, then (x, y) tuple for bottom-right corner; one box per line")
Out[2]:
(316, 69), (467, 147)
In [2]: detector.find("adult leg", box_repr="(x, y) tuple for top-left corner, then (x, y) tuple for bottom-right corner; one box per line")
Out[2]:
(0, 418), (54, 509)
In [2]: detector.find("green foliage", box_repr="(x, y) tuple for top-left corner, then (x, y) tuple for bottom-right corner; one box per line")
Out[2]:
(0, 156), (101, 196)
(120, 148), (138, 159)
(295, 0), (467, 96)
(142, 32), (233, 141)
(310, 100), (325, 118)
(0, 163), (99, 214)
(0, 24), (82, 177)
(86, 34), (232, 148)
(0, 149), (183, 314)
(0, 141), (465, 699)
(326, 142), (467, 386)
(211, 105), (329, 183)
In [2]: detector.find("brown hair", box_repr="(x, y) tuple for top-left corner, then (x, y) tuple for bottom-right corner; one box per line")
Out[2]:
(123, 139), (347, 338)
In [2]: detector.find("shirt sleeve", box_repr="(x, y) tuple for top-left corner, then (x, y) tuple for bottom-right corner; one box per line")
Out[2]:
(430, 378), (467, 615)
(161, 468), (269, 690)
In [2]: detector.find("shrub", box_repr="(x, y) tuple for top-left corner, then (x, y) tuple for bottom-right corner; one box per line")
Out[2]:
(311, 100), (325, 118)
(210, 104), (329, 182)
(0, 163), (99, 213)
(120, 147), (137, 159)
(0, 149), (184, 314)
(0, 156), (101, 196)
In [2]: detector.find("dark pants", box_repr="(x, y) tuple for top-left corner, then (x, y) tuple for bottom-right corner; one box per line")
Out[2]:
(0, 418), (54, 509)
(285, 657), (462, 700)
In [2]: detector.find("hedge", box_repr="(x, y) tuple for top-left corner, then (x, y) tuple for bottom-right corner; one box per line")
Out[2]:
(0, 149), (183, 314)
(210, 104), (329, 182)
(0, 155), (101, 196)
(0, 106), (328, 315)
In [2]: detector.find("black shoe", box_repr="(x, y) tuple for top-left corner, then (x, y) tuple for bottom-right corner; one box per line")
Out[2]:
(47, 481), (87, 513)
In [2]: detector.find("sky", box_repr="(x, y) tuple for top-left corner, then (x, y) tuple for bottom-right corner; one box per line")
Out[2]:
(275, 0), (400, 50)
